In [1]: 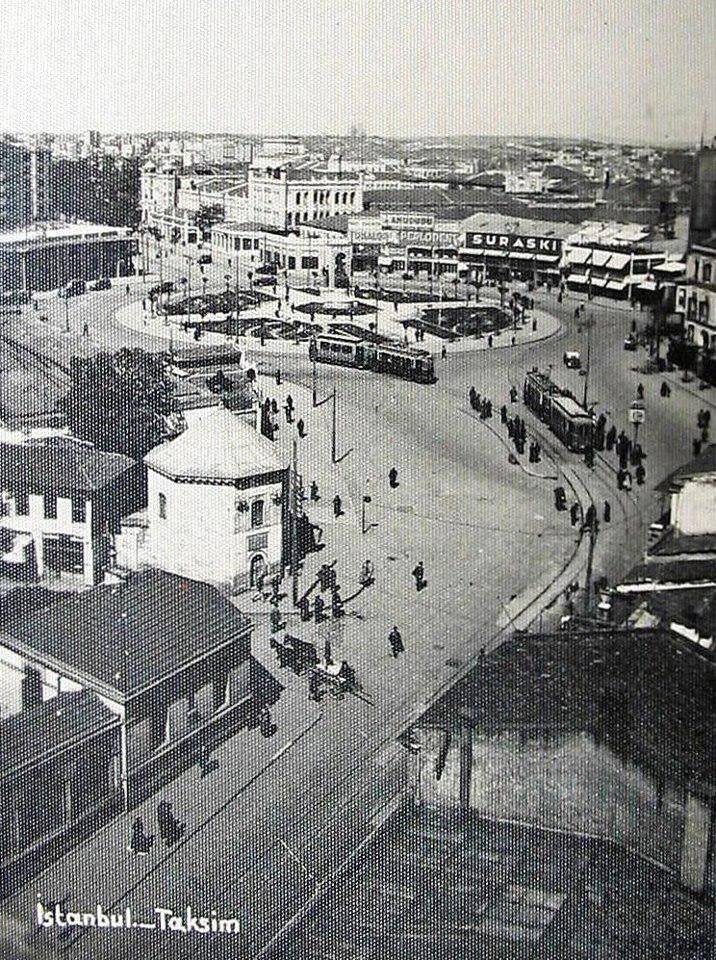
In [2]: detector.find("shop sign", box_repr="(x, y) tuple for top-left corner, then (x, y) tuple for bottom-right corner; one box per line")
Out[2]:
(465, 232), (563, 254)
(381, 212), (435, 230)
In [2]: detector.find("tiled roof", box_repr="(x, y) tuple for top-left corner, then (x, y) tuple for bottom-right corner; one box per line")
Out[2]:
(0, 439), (136, 495)
(654, 444), (716, 492)
(2, 569), (252, 699)
(145, 405), (286, 481)
(0, 690), (118, 779)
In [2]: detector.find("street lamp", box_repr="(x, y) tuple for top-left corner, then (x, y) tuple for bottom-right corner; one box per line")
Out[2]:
(361, 494), (372, 534)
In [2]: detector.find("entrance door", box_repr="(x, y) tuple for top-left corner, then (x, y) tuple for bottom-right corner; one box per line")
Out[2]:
(250, 553), (267, 588)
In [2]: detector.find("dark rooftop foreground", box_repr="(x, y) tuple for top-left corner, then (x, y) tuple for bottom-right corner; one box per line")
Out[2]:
(281, 806), (712, 960)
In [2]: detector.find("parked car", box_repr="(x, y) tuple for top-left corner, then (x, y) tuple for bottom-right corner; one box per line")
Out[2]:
(253, 276), (275, 287)
(198, 254), (212, 265)
(563, 350), (581, 369)
(58, 279), (86, 298)
(88, 277), (112, 291)
(624, 335), (638, 351)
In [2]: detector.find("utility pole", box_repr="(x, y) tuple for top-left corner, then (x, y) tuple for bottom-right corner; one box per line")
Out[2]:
(582, 313), (594, 409)
(582, 517), (599, 617)
(312, 354), (317, 407)
(290, 438), (299, 607)
(331, 389), (337, 463)
(64, 297), (69, 333)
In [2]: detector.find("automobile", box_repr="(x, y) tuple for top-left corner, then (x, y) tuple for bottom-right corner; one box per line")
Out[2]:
(253, 276), (275, 287)
(149, 281), (174, 297)
(198, 254), (212, 265)
(58, 279), (86, 298)
(88, 277), (111, 291)
(624, 334), (638, 351)
(563, 350), (581, 369)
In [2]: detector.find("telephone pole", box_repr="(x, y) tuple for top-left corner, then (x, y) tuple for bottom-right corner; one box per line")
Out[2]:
(331, 389), (337, 463)
(290, 438), (299, 606)
(582, 516), (599, 617)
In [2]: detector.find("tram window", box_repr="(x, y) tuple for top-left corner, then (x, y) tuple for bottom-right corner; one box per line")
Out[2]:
(320, 342), (330, 351)
(341, 345), (352, 354)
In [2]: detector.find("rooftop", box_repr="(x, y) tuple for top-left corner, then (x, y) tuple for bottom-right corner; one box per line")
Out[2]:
(655, 443), (716, 492)
(282, 806), (712, 960)
(0, 437), (136, 495)
(649, 528), (716, 557)
(144, 405), (286, 482)
(423, 630), (715, 792)
(0, 690), (118, 780)
(0, 222), (133, 246)
(1, 569), (252, 700)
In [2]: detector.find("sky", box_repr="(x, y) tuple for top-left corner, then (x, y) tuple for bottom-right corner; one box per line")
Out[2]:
(0, 0), (713, 144)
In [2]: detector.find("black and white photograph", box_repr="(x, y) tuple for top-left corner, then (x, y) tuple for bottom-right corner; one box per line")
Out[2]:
(0, 1), (714, 957)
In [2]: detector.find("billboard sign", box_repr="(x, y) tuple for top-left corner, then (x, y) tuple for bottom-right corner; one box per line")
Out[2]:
(465, 232), (563, 255)
(381, 212), (435, 230)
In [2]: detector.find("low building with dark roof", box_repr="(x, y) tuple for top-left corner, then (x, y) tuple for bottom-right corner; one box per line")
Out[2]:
(0, 435), (141, 585)
(0, 568), (255, 808)
(0, 690), (121, 891)
(411, 629), (716, 896)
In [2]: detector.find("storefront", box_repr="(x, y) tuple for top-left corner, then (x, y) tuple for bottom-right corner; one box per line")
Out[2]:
(459, 231), (563, 284)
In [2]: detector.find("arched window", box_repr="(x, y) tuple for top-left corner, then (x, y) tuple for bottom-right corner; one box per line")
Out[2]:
(158, 492), (167, 519)
(287, 212), (293, 226)
(349, 191), (355, 204)
(342, 191), (348, 204)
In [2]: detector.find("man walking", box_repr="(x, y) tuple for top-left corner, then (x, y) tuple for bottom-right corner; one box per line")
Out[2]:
(389, 626), (404, 658)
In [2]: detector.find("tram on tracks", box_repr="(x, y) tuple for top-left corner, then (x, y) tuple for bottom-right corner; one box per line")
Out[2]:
(309, 332), (436, 384)
(523, 369), (594, 452)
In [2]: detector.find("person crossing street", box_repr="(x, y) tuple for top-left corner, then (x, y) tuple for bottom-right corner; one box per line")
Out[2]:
(388, 626), (404, 658)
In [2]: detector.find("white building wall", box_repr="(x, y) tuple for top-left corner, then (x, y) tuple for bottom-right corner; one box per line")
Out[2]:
(671, 477), (716, 536)
(146, 469), (283, 590)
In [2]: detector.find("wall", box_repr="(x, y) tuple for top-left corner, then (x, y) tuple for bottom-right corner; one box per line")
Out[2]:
(672, 477), (716, 535)
(0, 644), (83, 719)
(417, 726), (691, 876)
(146, 470), (283, 590)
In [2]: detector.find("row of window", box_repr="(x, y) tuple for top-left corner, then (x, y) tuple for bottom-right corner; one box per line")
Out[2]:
(13, 492), (86, 523)
(158, 494), (267, 529)
(294, 189), (356, 207)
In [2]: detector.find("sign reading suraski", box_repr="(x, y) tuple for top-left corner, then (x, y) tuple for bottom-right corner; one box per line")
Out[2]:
(465, 232), (563, 254)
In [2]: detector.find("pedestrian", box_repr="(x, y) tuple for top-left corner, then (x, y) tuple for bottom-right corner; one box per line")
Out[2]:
(323, 635), (332, 664)
(82, 321), (89, 337)
(500, 404), (508, 424)
(606, 425), (617, 451)
(388, 626), (404, 658)
(533, 441), (541, 463)
(157, 801), (184, 847)
(469, 386), (477, 409)
(393, 300), (398, 313)
(129, 818), (154, 856)
(702, 426), (709, 444)
(388, 467), (399, 488)
(510, 386), (518, 403)
(693, 438), (702, 457)
(275, 368), (281, 385)
(584, 503), (597, 528)
(603, 500), (611, 523)
(314, 594), (325, 623)
(360, 559), (374, 586)
(297, 418), (306, 438)
(333, 494), (342, 518)
(441, 344), (447, 359)
(622, 470), (633, 491)
(635, 463), (646, 485)
(660, 381), (670, 398)
(511, 335), (516, 346)
(532, 318), (537, 332)
(485, 400), (493, 419)
(310, 480), (319, 501)
(570, 502), (580, 526)
(636, 383), (644, 400)
(705, 410), (711, 428)
(285, 404), (294, 424)
(125, 283), (130, 296)
(412, 561), (425, 591)
(331, 587), (344, 618)
(488, 334), (493, 348)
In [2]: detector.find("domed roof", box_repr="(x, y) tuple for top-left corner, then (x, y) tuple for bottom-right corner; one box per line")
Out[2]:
(144, 406), (286, 482)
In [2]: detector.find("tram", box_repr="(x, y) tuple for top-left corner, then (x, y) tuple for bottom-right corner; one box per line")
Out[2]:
(523, 370), (594, 452)
(309, 333), (436, 384)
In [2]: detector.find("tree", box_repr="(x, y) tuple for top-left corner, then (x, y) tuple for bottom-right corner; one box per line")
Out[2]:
(58, 348), (176, 461)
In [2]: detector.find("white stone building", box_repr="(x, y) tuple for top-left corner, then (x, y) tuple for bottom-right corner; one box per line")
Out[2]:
(675, 236), (716, 351)
(143, 407), (288, 592)
(247, 166), (363, 230)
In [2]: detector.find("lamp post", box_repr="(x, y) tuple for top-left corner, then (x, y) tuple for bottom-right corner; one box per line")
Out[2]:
(361, 494), (372, 534)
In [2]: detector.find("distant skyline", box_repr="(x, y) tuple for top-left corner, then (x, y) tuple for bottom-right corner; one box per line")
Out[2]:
(0, 0), (713, 146)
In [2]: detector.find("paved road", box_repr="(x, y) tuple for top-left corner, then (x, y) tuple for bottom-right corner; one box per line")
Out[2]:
(1, 278), (707, 959)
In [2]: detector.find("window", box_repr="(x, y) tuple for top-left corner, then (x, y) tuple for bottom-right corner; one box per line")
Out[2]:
(301, 256), (319, 270)
(15, 491), (29, 516)
(158, 492), (167, 519)
(704, 262), (712, 284)
(248, 532), (268, 552)
(242, 238), (252, 250)
(253, 238), (260, 250)
(43, 493), (57, 520)
(71, 496), (86, 523)
(251, 499), (264, 528)
(288, 256), (296, 270)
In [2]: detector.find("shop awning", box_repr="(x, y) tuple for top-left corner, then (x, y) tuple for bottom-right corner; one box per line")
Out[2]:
(567, 274), (588, 284)
(654, 261), (685, 276)
(589, 276), (608, 288)
(536, 253), (560, 262)
(591, 250), (612, 267)
(607, 252), (631, 270)
(567, 248), (590, 265)
(639, 280), (658, 291)
(607, 279), (629, 291)
(508, 251), (536, 261)
(481, 249), (509, 258)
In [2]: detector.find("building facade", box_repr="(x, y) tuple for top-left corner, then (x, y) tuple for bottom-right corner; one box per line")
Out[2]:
(676, 237), (716, 350)
(247, 166), (363, 230)
(143, 406), (288, 593)
(0, 222), (137, 294)
(0, 435), (140, 586)
(0, 139), (52, 229)
(211, 220), (352, 287)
